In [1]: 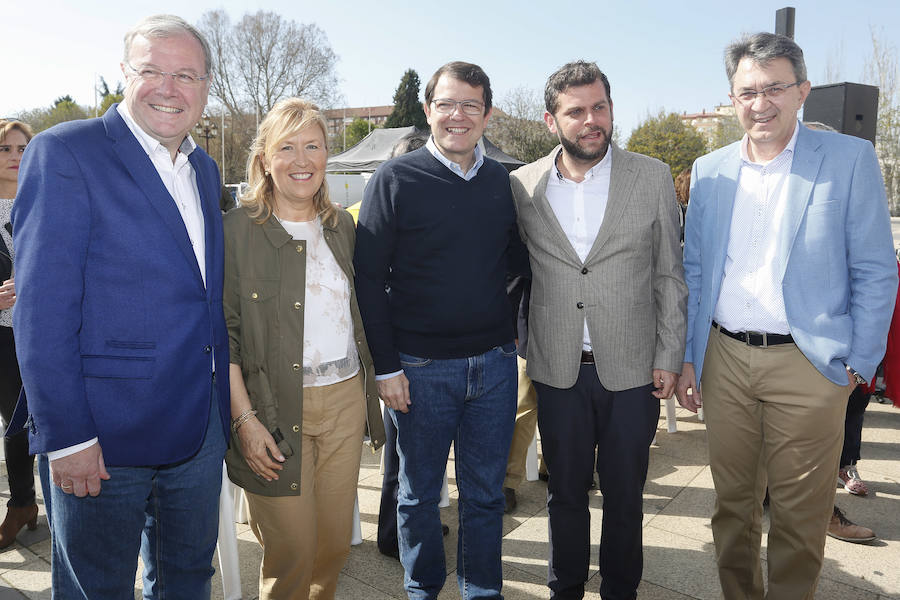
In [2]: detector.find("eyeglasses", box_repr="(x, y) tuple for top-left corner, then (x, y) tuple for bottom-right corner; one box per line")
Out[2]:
(431, 98), (485, 116)
(125, 63), (209, 87)
(732, 82), (803, 105)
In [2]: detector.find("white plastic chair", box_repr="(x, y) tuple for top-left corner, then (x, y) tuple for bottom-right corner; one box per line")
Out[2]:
(525, 432), (539, 482)
(216, 463), (242, 600)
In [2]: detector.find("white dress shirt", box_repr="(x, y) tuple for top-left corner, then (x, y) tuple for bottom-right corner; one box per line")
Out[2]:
(713, 122), (800, 335)
(50, 106), (206, 461)
(546, 149), (613, 350)
(424, 136), (485, 181)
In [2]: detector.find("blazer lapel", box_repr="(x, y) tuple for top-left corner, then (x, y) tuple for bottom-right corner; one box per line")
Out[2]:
(712, 147), (741, 286)
(584, 144), (633, 264)
(778, 127), (823, 282)
(104, 107), (204, 287)
(191, 149), (219, 293)
(529, 151), (582, 265)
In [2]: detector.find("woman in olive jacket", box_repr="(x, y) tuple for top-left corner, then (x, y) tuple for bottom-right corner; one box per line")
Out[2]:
(224, 98), (384, 600)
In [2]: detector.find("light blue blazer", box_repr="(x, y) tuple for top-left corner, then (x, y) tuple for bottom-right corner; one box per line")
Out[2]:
(683, 124), (898, 385)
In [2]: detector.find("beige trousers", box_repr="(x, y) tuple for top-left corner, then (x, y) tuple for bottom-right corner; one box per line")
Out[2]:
(702, 327), (848, 600)
(504, 356), (546, 489)
(245, 373), (367, 600)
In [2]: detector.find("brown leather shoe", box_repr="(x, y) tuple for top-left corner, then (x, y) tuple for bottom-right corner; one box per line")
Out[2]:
(827, 506), (875, 543)
(0, 504), (38, 549)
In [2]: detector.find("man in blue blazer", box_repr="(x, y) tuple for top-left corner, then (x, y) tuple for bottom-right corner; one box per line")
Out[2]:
(12, 15), (229, 598)
(675, 33), (897, 599)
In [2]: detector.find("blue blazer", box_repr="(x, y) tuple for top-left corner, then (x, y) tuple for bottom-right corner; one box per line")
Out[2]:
(684, 124), (898, 385)
(11, 105), (230, 465)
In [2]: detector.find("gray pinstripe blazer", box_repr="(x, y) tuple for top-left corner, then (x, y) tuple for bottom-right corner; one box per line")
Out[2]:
(510, 144), (687, 391)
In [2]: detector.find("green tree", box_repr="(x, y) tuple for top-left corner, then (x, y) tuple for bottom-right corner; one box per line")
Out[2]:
(710, 112), (744, 151)
(341, 118), (378, 150)
(97, 77), (125, 115)
(17, 95), (90, 133)
(384, 69), (427, 129)
(626, 111), (707, 179)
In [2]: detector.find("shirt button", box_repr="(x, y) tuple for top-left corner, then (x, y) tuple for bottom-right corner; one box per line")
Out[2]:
(292, 363), (301, 371)
(292, 425), (300, 433)
(290, 483), (298, 490)
(581, 267), (589, 274)
(204, 345), (212, 353)
(576, 302), (584, 309)
(294, 302), (302, 310)
(296, 245), (303, 253)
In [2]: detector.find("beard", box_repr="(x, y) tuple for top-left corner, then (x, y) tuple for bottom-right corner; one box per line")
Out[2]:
(558, 124), (613, 162)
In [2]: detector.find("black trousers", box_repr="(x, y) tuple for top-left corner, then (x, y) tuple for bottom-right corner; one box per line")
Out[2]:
(840, 385), (871, 468)
(377, 404), (400, 555)
(535, 365), (658, 600)
(0, 326), (36, 507)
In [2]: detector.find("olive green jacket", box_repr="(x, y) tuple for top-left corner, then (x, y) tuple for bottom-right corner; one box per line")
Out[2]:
(223, 206), (385, 497)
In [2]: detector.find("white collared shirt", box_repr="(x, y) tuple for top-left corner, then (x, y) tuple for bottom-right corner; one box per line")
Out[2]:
(117, 103), (206, 286)
(713, 122), (800, 335)
(425, 136), (485, 180)
(546, 148), (613, 350)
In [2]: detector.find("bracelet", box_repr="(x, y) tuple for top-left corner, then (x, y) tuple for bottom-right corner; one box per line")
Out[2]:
(231, 409), (258, 434)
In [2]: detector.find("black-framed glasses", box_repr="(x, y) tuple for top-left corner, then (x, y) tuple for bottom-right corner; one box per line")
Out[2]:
(732, 81), (803, 105)
(431, 98), (484, 116)
(125, 63), (209, 87)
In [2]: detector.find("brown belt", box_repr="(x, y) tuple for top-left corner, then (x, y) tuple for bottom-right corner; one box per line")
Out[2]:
(581, 350), (594, 364)
(713, 321), (793, 347)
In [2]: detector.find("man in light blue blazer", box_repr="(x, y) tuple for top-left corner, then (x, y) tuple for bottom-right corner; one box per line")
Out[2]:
(12, 15), (229, 598)
(675, 33), (897, 599)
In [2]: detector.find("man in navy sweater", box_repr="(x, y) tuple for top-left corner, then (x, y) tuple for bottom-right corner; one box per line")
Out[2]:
(354, 61), (525, 600)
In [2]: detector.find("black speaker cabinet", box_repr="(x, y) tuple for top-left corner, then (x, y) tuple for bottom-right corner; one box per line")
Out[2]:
(804, 82), (879, 144)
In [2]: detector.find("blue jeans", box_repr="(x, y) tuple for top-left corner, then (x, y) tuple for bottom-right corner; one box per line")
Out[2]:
(46, 386), (226, 599)
(392, 343), (517, 600)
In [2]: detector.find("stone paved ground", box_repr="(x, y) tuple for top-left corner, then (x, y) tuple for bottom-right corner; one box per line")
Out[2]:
(1, 399), (898, 599)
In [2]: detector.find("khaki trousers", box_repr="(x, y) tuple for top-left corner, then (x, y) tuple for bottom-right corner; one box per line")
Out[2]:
(245, 373), (367, 600)
(702, 327), (848, 600)
(504, 357), (546, 489)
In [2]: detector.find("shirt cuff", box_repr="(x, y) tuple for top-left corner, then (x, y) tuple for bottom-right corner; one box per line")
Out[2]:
(376, 370), (404, 382)
(47, 438), (99, 461)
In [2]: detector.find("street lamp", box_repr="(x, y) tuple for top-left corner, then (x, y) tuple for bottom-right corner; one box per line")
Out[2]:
(194, 115), (219, 153)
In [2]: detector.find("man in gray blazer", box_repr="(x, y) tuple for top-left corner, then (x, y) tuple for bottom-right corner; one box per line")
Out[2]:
(509, 61), (687, 600)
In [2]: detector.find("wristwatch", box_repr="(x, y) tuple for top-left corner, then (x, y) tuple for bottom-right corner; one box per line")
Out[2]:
(845, 364), (866, 385)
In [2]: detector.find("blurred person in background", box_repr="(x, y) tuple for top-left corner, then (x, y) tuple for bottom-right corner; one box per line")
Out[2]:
(0, 118), (37, 549)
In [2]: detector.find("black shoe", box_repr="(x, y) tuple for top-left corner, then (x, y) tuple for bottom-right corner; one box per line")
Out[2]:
(503, 487), (517, 514)
(442, 523), (450, 536)
(538, 472), (549, 482)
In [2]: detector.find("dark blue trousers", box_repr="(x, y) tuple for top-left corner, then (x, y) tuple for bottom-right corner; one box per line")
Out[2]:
(377, 404), (400, 555)
(535, 365), (658, 600)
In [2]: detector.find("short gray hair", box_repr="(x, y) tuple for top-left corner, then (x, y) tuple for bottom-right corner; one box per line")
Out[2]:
(123, 14), (212, 76)
(724, 32), (806, 90)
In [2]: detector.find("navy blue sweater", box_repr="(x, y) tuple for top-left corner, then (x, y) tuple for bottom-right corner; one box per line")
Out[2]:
(353, 147), (526, 375)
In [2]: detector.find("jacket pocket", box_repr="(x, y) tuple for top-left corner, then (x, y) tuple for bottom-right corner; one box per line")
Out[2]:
(106, 340), (156, 350)
(81, 355), (155, 379)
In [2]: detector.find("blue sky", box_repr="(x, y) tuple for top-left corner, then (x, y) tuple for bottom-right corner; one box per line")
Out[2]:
(4, 0), (898, 139)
